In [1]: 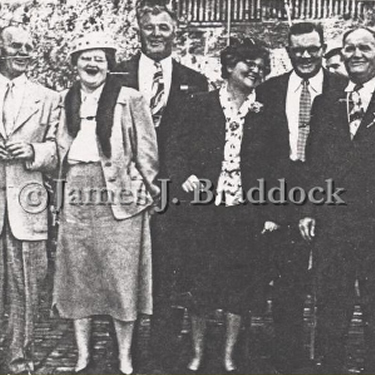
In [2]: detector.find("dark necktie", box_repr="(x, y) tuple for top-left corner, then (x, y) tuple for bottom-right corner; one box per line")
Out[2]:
(297, 79), (311, 162)
(348, 83), (364, 140)
(150, 62), (165, 128)
(3, 81), (15, 136)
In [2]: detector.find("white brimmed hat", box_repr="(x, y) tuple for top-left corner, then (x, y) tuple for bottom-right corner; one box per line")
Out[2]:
(70, 32), (117, 56)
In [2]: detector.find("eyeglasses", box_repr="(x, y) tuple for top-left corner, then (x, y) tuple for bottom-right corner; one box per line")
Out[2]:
(290, 46), (322, 56)
(243, 60), (266, 73)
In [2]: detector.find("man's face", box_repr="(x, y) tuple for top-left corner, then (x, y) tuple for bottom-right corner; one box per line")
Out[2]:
(288, 31), (325, 79)
(325, 54), (347, 76)
(342, 29), (375, 84)
(139, 11), (175, 61)
(0, 27), (33, 80)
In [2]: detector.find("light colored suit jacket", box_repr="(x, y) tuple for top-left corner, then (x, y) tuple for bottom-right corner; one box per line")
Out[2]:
(0, 79), (60, 241)
(57, 86), (159, 220)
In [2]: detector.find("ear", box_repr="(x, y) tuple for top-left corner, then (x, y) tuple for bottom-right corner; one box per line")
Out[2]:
(321, 43), (327, 55)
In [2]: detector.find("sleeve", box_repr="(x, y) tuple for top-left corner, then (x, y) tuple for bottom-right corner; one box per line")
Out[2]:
(25, 91), (61, 174)
(129, 91), (160, 201)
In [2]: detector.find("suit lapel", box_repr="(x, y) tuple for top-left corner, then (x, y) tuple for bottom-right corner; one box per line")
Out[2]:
(11, 80), (41, 135)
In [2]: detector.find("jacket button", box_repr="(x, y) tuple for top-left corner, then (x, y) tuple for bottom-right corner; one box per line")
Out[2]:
(108, 177), (116, 182)
(105, 161), (112, 167)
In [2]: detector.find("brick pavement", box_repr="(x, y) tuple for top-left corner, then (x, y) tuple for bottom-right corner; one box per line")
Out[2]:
(0, 262), (366, 375)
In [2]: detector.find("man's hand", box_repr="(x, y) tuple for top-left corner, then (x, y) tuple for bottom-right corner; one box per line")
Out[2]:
(261, 221), (280, 234)
(182, 175), (200, 193)
(0, 142), (10, 160)
(299, 217), (316, 242)
(6, 141), (34, 161)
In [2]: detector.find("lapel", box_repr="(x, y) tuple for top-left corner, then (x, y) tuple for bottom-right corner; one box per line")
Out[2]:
(113, 53), (139, 89)
(10, 80), (42, 135)
(353, 90), (375, 142)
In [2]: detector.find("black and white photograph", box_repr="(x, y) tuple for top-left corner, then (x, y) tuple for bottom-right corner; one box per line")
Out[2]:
(0, 0), (374, 374)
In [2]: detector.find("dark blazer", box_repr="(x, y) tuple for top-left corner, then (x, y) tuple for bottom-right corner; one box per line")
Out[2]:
(180, 90), (279, 227)
(113, 54), (209, 196)
(255, 69), (348, 225)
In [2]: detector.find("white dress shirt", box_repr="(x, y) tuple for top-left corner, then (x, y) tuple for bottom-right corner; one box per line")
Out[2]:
(285, 69), (324, 161)
(344, 76), (375, 137)
(67, 84), (104, 164)
(0, 73), (28, 134)
(138, 53), (173, 105)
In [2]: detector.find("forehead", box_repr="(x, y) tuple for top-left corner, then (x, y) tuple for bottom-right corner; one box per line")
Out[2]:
(327, 54), (341, 63)
(344, 29), (375, 46)
(78, 49), (106, 58)
(139, 12), (175, 28)
(289, 31), (321, 47)
(2, 28), (32, 46)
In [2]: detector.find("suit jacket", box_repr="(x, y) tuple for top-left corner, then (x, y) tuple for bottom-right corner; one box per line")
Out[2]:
(57, 86), (159, 220)
(57, 87), (159, 220)
(180, 90), (277, 226)
(306, 82), (375, 232)
(255, 69), (348, 225)
(0, 79), (60, 241)
(113, 53), (209, 196)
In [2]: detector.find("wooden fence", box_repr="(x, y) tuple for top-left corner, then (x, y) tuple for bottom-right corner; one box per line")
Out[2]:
(176, 0), (371, 24)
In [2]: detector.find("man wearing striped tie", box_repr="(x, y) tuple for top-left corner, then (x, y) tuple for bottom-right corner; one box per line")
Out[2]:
(254, 22), (347, 374)
(300, 27), (375, 374)
(114, 1), (208, 372)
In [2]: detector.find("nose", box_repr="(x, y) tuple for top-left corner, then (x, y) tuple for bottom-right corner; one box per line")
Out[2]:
(151, 26), (161, 36)
(352, 47), (362, 58)
(301, 49), (311, 58)
(19, 43), (28, 55)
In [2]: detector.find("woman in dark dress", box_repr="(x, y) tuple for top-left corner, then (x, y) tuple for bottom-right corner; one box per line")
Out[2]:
(181, 39), (275, 373)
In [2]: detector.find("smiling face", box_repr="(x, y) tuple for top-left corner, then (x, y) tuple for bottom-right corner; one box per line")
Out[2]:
(227, 58), (265, 94)
(288, 31), (325, 79)
(139, 11), (175, 61)
(342, 28), (375, 84)
(0, 27), (33, 80)
(76, 49), (108, 92)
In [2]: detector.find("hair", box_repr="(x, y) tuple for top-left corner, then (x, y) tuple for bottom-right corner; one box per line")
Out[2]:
(136, 0), (177, 25)
(220, 38), (271, 79)
(324, 47), (342, 60)
(288, 22), (324, 46)
(342, 26), (375, 45)
(71, 49), (117, 71)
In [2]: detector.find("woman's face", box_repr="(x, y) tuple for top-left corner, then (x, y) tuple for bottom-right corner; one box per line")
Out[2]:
(76, 49), (108, 91)
(227, 57), (266, 93)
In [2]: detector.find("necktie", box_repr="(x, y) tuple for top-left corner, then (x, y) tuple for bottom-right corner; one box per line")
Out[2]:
(150, 62), (165, 128)
(297, 80), (311, 162)
(348, 84), (364, 140)
(3, 81), (15, 136)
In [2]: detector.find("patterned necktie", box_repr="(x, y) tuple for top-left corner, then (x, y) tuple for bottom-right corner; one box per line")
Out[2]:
(150, 62), (165, 128)
(297, 79), (311, 162)
(348, 83), (364, 140)
(3, 81), (15, 136)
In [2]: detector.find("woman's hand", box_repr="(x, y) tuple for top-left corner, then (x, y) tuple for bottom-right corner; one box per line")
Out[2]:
(182, 175), (200, 193)
(261, 221), (280, 234)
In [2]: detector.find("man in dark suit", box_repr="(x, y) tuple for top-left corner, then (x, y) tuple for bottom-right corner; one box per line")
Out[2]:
(114, 1), (208, 372)
(255, 22), (347, 374)
(300, 27), (375, 374)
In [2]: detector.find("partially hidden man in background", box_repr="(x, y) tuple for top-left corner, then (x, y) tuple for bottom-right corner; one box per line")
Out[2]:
(113, 0), (208, 372)
(0, 26), (60, 375)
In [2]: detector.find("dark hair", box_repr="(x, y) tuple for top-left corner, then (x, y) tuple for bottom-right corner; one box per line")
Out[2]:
(71, 49), (117, 71)
(136, 0), (177, 24)
(220, 38), (271, 79)
(324, 47), (342, 60)
(342, 26), (375, 45)
(288, 22), (324, 46)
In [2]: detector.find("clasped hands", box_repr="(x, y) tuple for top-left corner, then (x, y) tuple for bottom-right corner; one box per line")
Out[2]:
(0, 141), (34, 161)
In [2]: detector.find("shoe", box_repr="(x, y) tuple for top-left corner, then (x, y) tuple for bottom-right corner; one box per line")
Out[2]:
(75, 361), (96, 374)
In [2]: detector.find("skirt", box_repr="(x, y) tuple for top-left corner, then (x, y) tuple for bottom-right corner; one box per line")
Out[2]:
(53, 163), (152, 321)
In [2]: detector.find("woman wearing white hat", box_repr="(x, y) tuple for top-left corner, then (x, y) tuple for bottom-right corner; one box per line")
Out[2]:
(53, 32), (159, 374)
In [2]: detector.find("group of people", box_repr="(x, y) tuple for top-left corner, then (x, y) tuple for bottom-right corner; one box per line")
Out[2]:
(1, 1), (375, 375)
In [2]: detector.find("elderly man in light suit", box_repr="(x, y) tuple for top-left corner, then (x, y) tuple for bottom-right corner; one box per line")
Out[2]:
(0, 26), (59, 374)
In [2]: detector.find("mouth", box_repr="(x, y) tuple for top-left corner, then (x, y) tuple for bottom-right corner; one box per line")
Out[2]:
(149, 40), (164, 47)
(85, 67), (99, 76)
(13, 57), (29, 65)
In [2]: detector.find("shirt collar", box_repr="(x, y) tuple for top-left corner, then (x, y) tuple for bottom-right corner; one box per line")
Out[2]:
(140, 52), (172, 72)
(345, 75), (375, 94)
(0, 73), (27, 87)
(290, 68), (324, 93)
